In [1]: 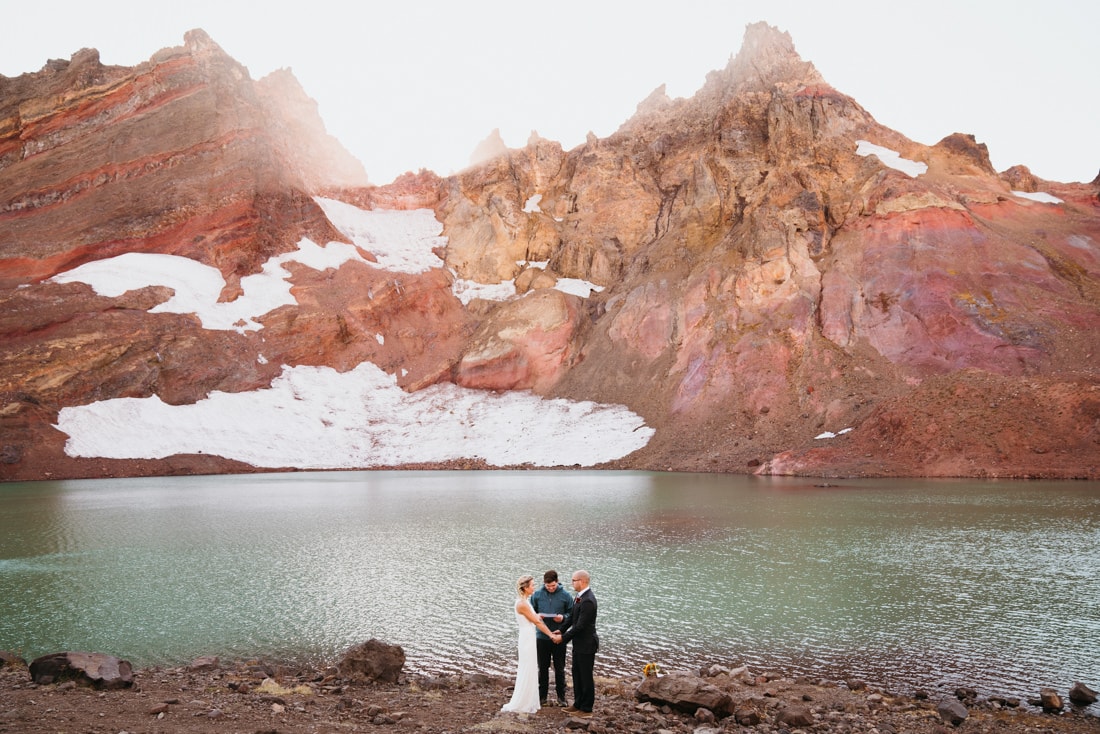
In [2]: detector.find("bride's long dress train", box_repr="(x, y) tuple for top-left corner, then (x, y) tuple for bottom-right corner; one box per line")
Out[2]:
(500, 601), (540, 713)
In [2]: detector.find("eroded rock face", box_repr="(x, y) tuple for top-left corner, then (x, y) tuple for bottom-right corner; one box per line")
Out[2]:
(0, 30), (471, 481)
(454, 289), (583, 393)
(0, 30), (363, 289)
(2, 22), (1099, 481)
(424, 22), (1100, 478)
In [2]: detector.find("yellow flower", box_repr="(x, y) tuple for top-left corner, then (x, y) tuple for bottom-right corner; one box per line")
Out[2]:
(643, 662), (661, 678)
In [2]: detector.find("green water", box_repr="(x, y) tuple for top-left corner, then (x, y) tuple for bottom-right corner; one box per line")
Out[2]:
(1, 471), (1098, 704)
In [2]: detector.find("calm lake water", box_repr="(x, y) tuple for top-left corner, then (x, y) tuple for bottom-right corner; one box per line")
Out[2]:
(1, 471), (1098, 706)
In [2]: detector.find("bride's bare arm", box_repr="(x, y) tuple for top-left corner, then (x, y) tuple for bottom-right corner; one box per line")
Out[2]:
(516, 600), (554, 637)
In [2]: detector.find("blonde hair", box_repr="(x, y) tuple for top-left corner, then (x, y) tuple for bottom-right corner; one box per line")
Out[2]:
(515, 575), (535, 596)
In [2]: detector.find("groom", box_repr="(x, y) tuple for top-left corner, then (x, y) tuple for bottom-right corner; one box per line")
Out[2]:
(556, 569), (598, 716)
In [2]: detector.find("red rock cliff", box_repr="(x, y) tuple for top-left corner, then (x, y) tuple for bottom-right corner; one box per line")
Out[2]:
(0, 30), (470, 480)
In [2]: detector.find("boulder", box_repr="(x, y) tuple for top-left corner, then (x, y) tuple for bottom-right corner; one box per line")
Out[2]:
(28, 652), (133, 689)
(1069, 681), (1098, 705)
(188, 655), (219, 671)
(776, 704), (815, 727)
(635, 673), (733, 718)
(936, 697), (968, 726)
(734, 705), (762, 726)
(337, 639), (406, 684)
(1039, 687), (1064, 712)
(693, 707), (716, 723)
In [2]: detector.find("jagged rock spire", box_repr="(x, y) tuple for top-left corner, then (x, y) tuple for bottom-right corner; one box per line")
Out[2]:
(469, 128), (508, 167)
(708, 22), (825, 94)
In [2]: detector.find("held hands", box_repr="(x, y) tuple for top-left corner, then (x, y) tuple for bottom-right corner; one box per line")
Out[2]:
(550, 631), (562, 644)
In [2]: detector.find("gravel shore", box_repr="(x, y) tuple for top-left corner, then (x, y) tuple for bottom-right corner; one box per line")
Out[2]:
(2, 655), (1098, 734)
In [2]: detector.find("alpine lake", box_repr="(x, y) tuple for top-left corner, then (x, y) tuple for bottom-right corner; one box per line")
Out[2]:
(1, 470), (1098, 708)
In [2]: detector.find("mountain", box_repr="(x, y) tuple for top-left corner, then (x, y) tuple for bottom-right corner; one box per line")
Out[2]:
(1, 24), (1098, 482)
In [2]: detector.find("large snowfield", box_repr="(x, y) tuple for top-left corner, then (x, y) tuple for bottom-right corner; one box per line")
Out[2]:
(51, 199), (653, 469)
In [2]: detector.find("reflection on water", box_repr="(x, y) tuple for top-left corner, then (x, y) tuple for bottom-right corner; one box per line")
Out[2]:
(1, 471), (1099, 704)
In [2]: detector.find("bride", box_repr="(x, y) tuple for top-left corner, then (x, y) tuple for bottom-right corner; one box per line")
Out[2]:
(501, 575), (559, 714)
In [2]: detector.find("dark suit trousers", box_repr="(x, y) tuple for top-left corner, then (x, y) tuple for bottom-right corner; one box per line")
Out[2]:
(536, 636), (567, 701)
(571, 649), (596, 711)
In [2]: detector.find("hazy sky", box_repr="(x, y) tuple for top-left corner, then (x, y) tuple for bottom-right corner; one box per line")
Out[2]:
(2, 1), (1096, 185)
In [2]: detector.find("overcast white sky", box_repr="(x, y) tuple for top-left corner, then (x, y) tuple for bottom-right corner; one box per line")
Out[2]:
(1, 1), (1096, 185)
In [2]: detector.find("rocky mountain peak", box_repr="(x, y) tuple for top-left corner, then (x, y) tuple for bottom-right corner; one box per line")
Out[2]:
(256, 67), (370, 188)
(708, 21), (825, 95)
(469, 128), (508, 167)
(633, 84), (672, 117)
(183, 27), (220, 53)
(616, 21), (838, 142)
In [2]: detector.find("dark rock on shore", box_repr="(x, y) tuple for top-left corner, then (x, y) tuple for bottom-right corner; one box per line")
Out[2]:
(28, 651), (133, 689)
(1070, 681), (1098, 705)
(636, 671), (734, 717)
(937, 697), (969, 726)
(1040, 686), (1065, 712)
(776, 702), (816, 727)
(336, 638), (406, 683)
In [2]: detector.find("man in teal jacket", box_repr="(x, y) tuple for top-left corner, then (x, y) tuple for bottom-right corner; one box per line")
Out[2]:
(530, 569), (572, 706)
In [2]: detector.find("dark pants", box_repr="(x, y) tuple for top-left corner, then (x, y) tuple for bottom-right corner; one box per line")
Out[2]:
(571, 649), (596, 712)
(536, 636), (567, 702)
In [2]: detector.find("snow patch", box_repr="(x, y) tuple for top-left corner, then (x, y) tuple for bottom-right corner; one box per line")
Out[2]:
(55, 362), (654, 469)
(554, 278), (604, 298)
(47, 200), (655, 468)
(50, 240), (370, 333)
(855, 140), (927, 177)
(451, 277), (518, 304)
(49, 200), (454, 332)
(1011, 190), (1063, 205)
(815, 428), (853, 440)
(452, 261), (603, 303)
(522, 194), (543, 213)
(313, 197), (446, 274)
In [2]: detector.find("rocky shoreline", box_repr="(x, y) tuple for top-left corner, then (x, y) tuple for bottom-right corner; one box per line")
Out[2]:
(2, 646), (1098, 734)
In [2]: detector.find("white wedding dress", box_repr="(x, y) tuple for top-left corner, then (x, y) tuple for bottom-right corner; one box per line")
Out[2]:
(500, 599), (540, 713)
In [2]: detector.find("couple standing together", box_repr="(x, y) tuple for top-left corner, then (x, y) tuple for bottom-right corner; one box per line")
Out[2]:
(501, 569), (598, 717)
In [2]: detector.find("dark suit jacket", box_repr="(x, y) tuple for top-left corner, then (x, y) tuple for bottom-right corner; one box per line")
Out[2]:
(559, 590), (598, 654)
